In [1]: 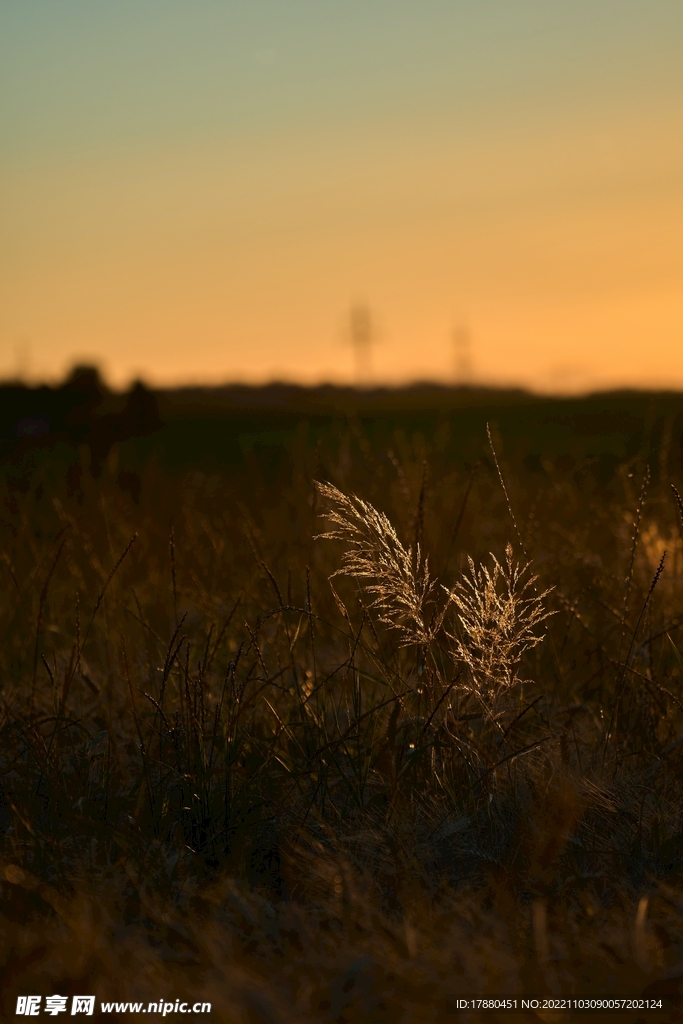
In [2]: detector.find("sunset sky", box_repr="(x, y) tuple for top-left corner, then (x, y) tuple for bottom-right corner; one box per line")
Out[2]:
(1, 1), (682, 391)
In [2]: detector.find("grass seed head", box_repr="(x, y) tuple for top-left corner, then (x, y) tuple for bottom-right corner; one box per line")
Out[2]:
(315, 480), (440, 645)
(444, 542), (554, 701)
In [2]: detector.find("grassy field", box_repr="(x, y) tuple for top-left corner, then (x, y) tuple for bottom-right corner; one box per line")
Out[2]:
(2, 377), (683, 1021)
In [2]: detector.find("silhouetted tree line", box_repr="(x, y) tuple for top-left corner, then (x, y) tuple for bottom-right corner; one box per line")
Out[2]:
(0, 366), (162, 475)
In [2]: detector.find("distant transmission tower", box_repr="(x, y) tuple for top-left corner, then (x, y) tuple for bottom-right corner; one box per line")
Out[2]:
(453, 324), (472, 384)
(14, 338), (31, 383)
(348, 303), (375, 386)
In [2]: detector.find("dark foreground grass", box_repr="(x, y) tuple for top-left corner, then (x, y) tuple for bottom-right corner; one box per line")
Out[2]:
(3, 385), (683, 1022)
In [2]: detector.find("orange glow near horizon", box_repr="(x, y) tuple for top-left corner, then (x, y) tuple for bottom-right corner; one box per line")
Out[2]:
(1, 2), (682, 393)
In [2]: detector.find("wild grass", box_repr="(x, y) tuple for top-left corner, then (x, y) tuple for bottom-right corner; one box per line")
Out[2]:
(2, 408), (683, 1021)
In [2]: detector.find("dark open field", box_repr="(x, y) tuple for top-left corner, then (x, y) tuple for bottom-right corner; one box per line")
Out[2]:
(3, 371), (683, 1021)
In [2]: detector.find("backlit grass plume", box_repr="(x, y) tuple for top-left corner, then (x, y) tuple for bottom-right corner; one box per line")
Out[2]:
(445, 543), (553, 698)
(315, 480), (442, 645)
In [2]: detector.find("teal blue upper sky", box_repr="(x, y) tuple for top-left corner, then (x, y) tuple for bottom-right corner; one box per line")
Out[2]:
(3, 1), (681, 161)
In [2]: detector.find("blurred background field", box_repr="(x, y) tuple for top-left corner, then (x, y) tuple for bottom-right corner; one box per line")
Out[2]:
(2, 375), (683, 1021)
(5, 368), (683, 471)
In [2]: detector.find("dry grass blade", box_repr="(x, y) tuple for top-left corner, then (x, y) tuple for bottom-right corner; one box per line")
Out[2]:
(671, 483), (683, 541)
(620, 466), (650, 656)
(81, 533), (138, 652)
(487, 422), (526, 556)
(32, 537), (67, 691)
(609, 549), (667, 756)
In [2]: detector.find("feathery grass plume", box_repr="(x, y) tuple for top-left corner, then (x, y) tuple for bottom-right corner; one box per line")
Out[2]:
(444, 543), (553, 700)
(315, 481), (446, 645)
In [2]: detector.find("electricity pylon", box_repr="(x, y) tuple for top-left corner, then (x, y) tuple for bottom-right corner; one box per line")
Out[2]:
(348, 303), (375, 386)
(453, 324), (472, 384)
